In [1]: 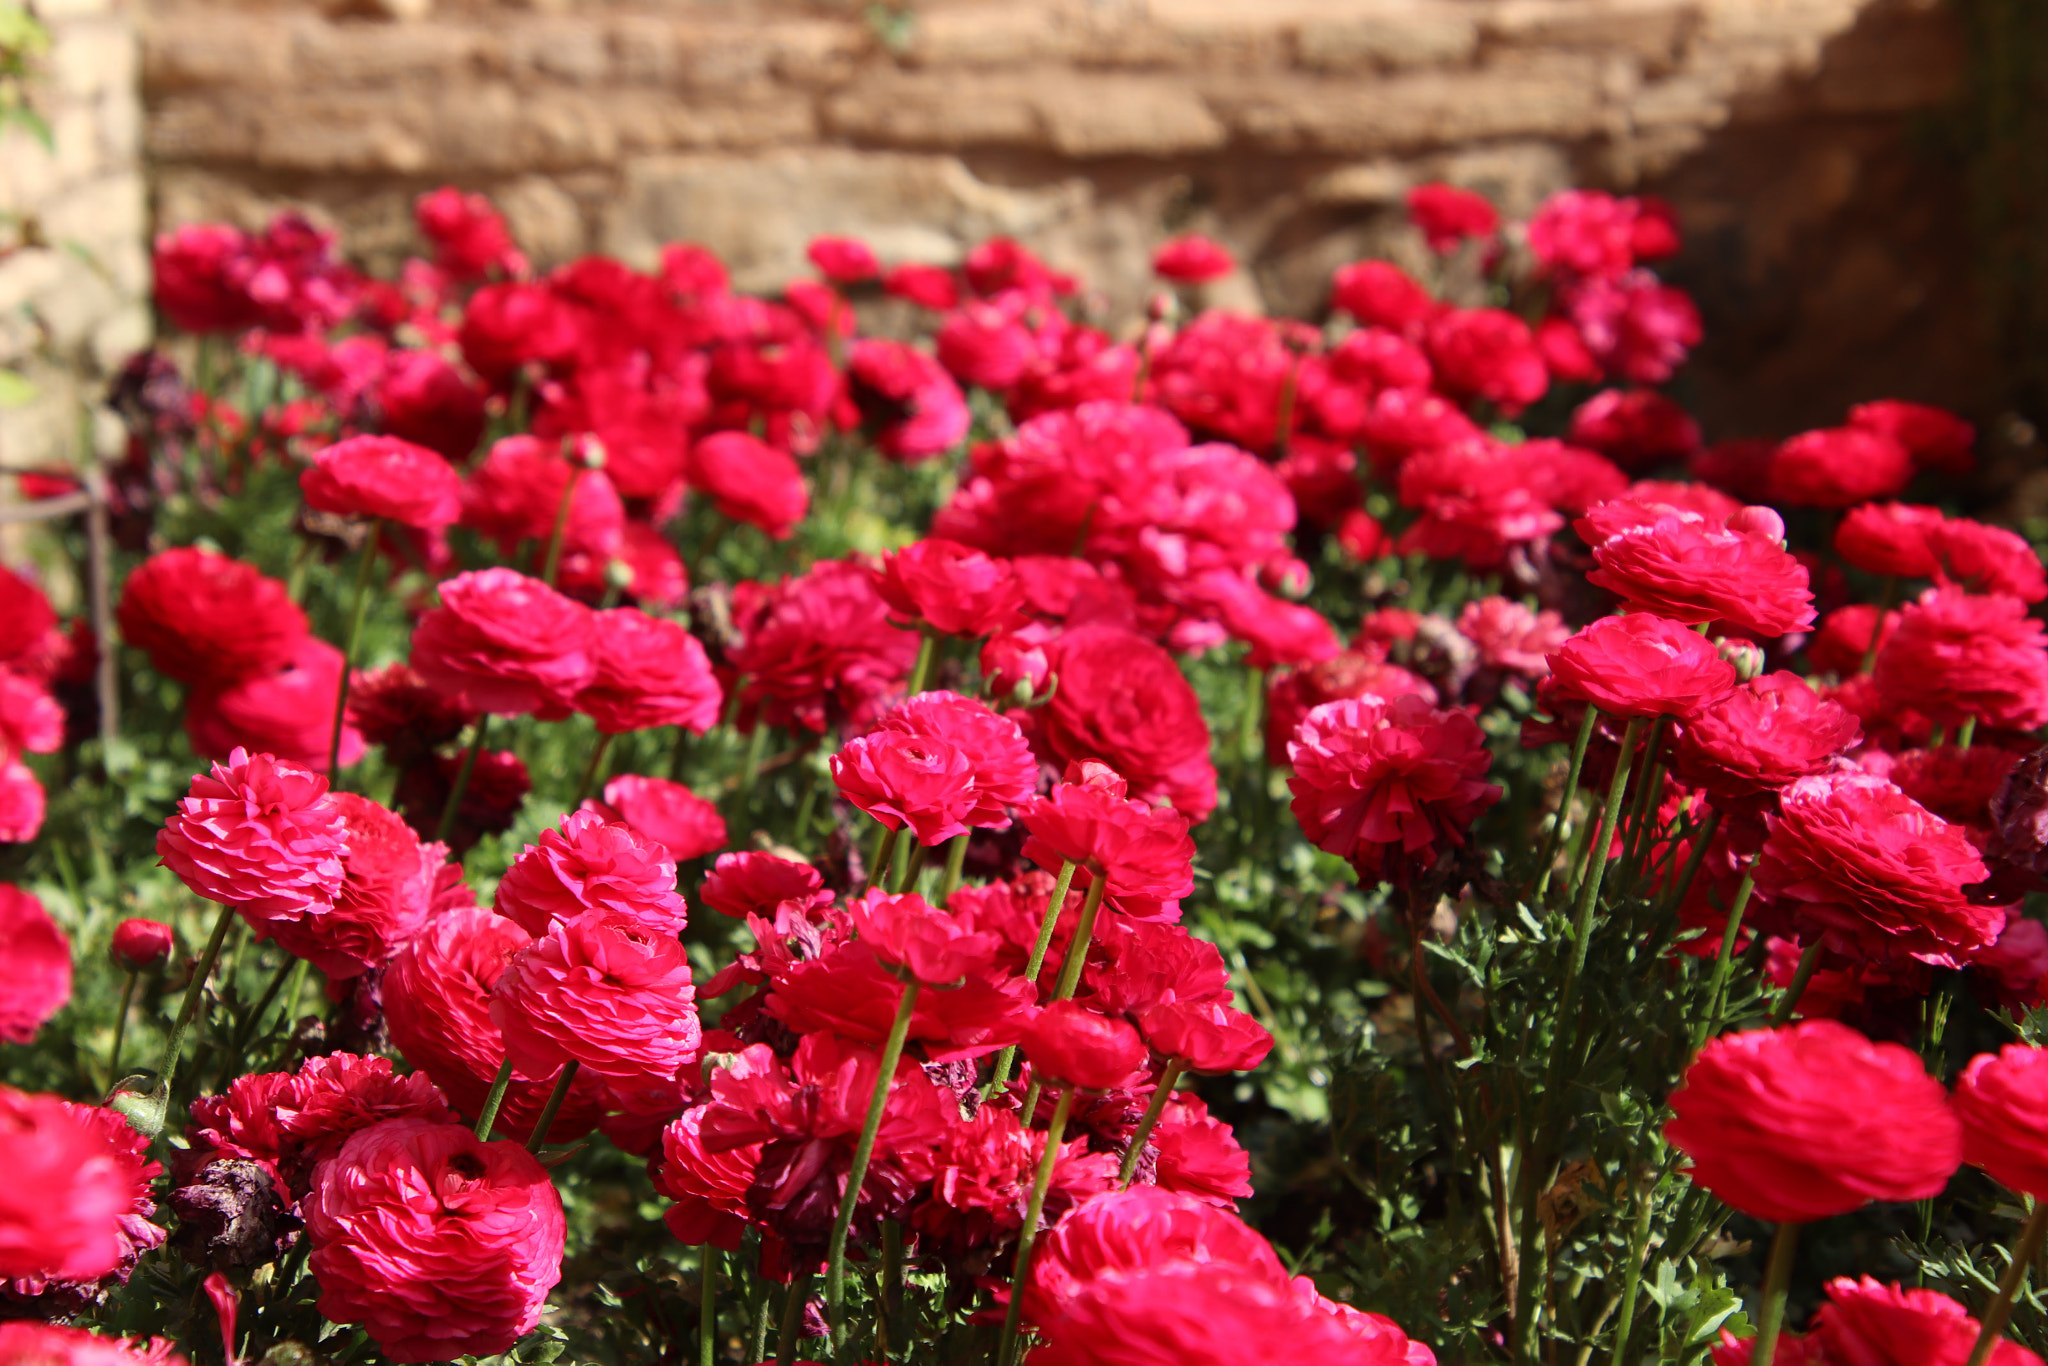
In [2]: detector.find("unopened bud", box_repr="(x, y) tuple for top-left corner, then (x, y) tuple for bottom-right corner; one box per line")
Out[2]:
(1727, 505), (1786, 546)
(111, 917), (174, 972)
(1715, 637), (1765, 681)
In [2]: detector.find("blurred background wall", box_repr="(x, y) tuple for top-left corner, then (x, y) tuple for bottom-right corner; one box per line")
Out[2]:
(0, 0), (2013, 461)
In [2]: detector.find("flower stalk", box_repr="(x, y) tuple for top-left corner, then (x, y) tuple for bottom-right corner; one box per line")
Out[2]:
(824, 979), (922, 1351)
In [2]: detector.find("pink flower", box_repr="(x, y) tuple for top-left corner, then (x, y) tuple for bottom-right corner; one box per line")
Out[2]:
(1152, 235), (1236, 283)
(807, 235), (879, 283)
(186, 638), (365, 774)
(0, 885), (68, 1044)
(582, 775), (726, 863)
(0, 1087), (135, 1282)
(699, 851), (831, 920)
(302, 1119), (566, 1363)
(301, 435), (463, 529)
(854, 890), (1002, 986)
(848, 339), (971, 461)
(874, 538), (1024, 637)
(832, 692), (1037, 845)
(1455, 597), (1568, 675)
(576, 608), (722, 735)
(1547, 613), (1737, 719)
(155, 749), (346, 926)
(492, 906), (701, 1088)
(687, 431), (808, 541)
(410, 569), (598, 717)
(494, 809), (687, 937)
(260, 793), (437, 980)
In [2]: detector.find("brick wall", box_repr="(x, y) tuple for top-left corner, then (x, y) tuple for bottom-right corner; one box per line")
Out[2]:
(141, 0), (1983, 435)
(0, 0), (147, 466)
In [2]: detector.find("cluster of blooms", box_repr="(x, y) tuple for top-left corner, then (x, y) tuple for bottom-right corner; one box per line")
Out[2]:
(3, 171), (2046, 1365)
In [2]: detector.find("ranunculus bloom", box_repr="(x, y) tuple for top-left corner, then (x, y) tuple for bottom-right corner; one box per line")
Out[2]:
(1954, 1044), (2048, 1199)
(699, 851), (831, 919)
(1020, 778), (1197, 922)
(156, 748), (347, 927)
(1152, 234), (1235, 283)
(1527, 189), (1643, 280)
(1754, 772), (2005, 968)
(688, 431), (809, 541)
(415, 186), (521, 280)
(0, 1086), (134, 1281)
(1329, 259), (1434, 333)
(1808, 604), (1896, 679)
(854, 890), (1001, 986)
(1875, 588), (2048, 732)
(849, 339), (972, 461)
(0, 566), (55, 668)
(1834, 502), (1944, 579)
(1771, 426), (1914, 508)
(1023, 1000), (1149, 1091)
(1889, 746), (2016, 830)
(1665, 1020), (1960, 1222)
(575, 608), (722, 735)
(834, 692), (1036, 845)
(1811, 1276), (2043, 1366)
(300, 435), (463, 529)
(1927, 517), (2048, 603)
(807, 234), (879, 283)
(1567, 388), (1702, 471)
(384, 906), (608, 1144)
(1139, 999), (1272, 1074)
(1287, 694), (1501, 886)
(0, 1323), (188, 1366)
(1456, 597), (1568, 676)
(259, 793), (438, 980)
(492, 906), (700, 1088)
(187, 637), (365, 773)
(0, 884), (69, 1044)
(461, 435), (625, 562)
(1406, 182), (1499, 251)
(583, 775), (726, 863)
(728, 559), (920, 734)
(347, 663), (476, 768)
(117, 547), (308, 688)
(1671, 672), (1861, 812)
(1033, 625), (1217, 822)
(111, 917), (173, 971)
(937, 299), (1037, 391)
(410, 568), (598, 717)
(302, 1118), (566, 1364)
(1265, 650), (1436, 767)
(1583, 513), (1815, 638)
(885, 262), (960, 311)
(1547, 613), (1737, 719)
(1849, 399), (1976, 474)
(494, 808), (686, 936)
(874, 538), (1023, 637)
(1425, 308), (1548, 413)
(0, 759), (44, 844)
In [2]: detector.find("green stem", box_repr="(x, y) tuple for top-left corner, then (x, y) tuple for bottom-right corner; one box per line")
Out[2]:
(905, 629), (937, 697)
(108, 969), (138, 1085)
(473, 1056), (516, 1141)
(1958, 717), (1979, 750)
(996, 1088), (1075, 1366)
(1049, 875), (1109, 1003)
(751, 1282), (773, 1364)
(526, 1060), (580, 1153)
(1658, 808), (1721, 923)
(1118, 1059), (1184, 1184)
(1771, 938), (1826, 1027)
(1561, 715), (1644, 1018)
(573, 734), (615, 807)
(1237, 666), (1265, 766)
(1691, 870), (1757, 1056)
(158, 902), (236, 1095)
(891, 841), (929, 896)
(824, 981), (922, 1351)
(540, 467), (580, 587)
(700, 1245), (719, 1366)
(775, 1270), (813, 1366)
(1966, 1201), (2048, 1366)
(436, 715), (493, 846)
(879, 1219), (903, 1362)
(1751, 1222), (1802, 1366)
(1607, 1171), (1661, 1365)
(1533, 707), (1599, 903)
(868, 824), (901, 892)
(328, 527), (380, 780)
(223, 952), (302, 1081)
(984, 861), (1078, 1097)
(939, 833), (971, 903)
(1859, 576), (1898, 675)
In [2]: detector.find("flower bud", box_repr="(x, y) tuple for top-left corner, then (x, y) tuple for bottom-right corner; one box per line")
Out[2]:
(1714, 636), (1766, 682)
(981, 633), (1049, 703)
(111, 918), (174, 972)
(1727, 504), (1786, 545)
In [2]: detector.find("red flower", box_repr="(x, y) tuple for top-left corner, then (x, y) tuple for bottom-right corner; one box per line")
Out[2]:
(303, 1118), (566, 1364)
(1771, 427), (1914, 508)
(1810, 1276), (2043, 1366)
(1928, 517), (2048, 602)
(410, 568), (599, 717)
(1287, 694), (1501, 885)
(259, 793), (438, 980)
(1808, 605), (1895, 678)
(1849, 399), (1975, 475)
(837, 691), (1036, 844)
(415, 186), (522, 280)
(0, 567), (54, 668)
(111, 917), (173, 972)
(1265, 650), (1436, 766)
(1330, 260), (1434, 333)
(575, 608), (722, 736)
(1584, 513), (1815, 638)
(274, 1051), (460, 1169)
(1889, 746), (2016, 830)
(492, 906), (701, 1089)
(153, 223), (260, 333)
(1665, 1020), (1960, 1222)
(884, 263), (960, 311)
(915, 1104), (1117, 1255)
(1556, 272), (1701, 385)
(807, 235), (879, 283)
(494, 809), (686, 936)
(347, 663), (475, 768)
(1456, 597), (1568, 676)
(1671, 672), (1861, 812)
(156, 748), (346, 927)
(853, 890), (1002, 986)
(1152, 234), (1236, 283)
(187, 637), (365, 774)
(393, 747), (530, 857)
(1567, 388), (1702, 471)
(118, 547), (308, 688)
(0, 1087), (135, 1281)
(0, 1324), (187, 1366)
(385, 905), (609, 1144)
(937, 299), (1037, 390)
(1139, 999), (1272, 1074)
(1547, 612), (1737, 719)
(1394, 441), (1562, 570)
(687, 431), (809, 541)
(460, 436), (624, 563)
(1032, 625), (1217, 821)
(1020, 778), (1196, 921)
(459, 282), (581, 383)
(1023, 1000), (1149, 1091)
(652, 1102), (757, 1250)
(1407, 182), (1499, 251)
(874, 538), (1024, 637)
(582, 775), (726, 863)
(370, 352), (487, 465)
(1424, 308), (1548, 414)
(700, 852), (831, 920)
(1955, 1044), (2048, 1199)
(1875, 588), (2048, 732)
(1834, 502), (1943, 579)
(0, 884), (67, 1044)
(848, 339), (971, 461)
(1754, 772), (2005, 968)
(729, 560), (921, 734)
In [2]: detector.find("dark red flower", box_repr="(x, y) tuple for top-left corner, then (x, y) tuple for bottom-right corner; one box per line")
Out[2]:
(372, 350), (487, 465)
(1771, 427), (1914, 508)
(118, 548), (308, 688)
(1567, 388), (1703, 471)
(346, 663), (476, 768)
(728, 559), (921, 734)
(1889, 746), (2017, 831)
(848, 339), (970, 462)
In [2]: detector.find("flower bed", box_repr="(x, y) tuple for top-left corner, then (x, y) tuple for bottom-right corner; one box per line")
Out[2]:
(0, 180), (2043, 1365)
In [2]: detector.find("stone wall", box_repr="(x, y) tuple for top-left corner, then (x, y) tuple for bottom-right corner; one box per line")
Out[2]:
(0, 0), (147, 466)
(141, 0), (1981, 436)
